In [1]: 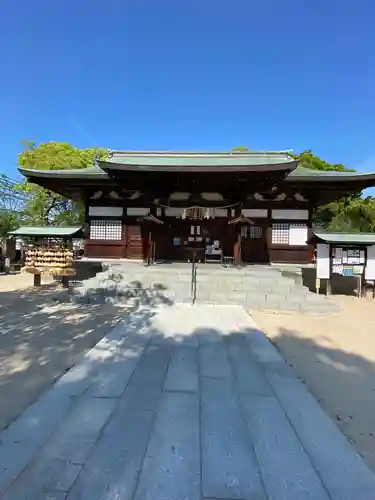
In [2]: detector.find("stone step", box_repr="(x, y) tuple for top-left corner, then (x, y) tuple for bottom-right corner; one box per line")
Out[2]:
(91, 271), (302, 286)
(95, 276), (300, 292)
(66, 289), (339, 314)
(91, 282), (301, 294)
(105, 266), (295, 280)
(61, 263), (339, 314)
(101, 269), (295, 280)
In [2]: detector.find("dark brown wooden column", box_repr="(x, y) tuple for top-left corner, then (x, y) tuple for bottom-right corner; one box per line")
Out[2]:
(83, 195), (90, 258)
(266, 206), (273, 263)
(121, 207), (127, 258)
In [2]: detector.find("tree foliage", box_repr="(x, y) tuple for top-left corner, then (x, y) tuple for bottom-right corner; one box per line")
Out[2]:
(0, 211), (19, 239)
(294, 150), (375, 232)
(16, 141), (108, 226)
(293, 149), (355, 173)
(0, 174), (32, 238)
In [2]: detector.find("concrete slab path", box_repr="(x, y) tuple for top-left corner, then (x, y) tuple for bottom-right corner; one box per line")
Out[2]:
(1, 303), (375, 500)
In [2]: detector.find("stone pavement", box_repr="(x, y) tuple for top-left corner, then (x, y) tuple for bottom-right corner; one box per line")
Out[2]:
(0, 304), (374, 500)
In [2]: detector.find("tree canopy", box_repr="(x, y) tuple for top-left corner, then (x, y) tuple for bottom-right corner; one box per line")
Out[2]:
(294, 150), (375, 232)
(15, 141), (108, 227)
(293, 149), (356, 173)
(0, 174), (31, 238)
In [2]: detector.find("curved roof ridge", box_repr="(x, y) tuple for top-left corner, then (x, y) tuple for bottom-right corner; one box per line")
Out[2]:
(108, 149), (294, 157)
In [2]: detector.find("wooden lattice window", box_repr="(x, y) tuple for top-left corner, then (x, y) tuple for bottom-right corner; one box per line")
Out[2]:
(271, 223), (290, 244)
(272, 223), (308, 245)
(90, 219), (122, 240)
(249, 226), (262, 239)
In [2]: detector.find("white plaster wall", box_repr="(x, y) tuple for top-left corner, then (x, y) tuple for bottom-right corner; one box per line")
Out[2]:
(88, 206), (123, 217)
(272, 209), (309, 220)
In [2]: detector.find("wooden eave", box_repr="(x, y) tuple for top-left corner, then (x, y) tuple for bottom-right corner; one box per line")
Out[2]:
(281, 175), (375, 203)
(285, 171), (375, 184)
(18, 176), (118, 201)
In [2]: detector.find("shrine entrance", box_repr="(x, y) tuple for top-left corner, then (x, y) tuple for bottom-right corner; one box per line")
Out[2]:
(161, 207), (235, 263)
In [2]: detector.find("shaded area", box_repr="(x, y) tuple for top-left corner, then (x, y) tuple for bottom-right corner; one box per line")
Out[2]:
(253, 305), (375, 474)
(60, 276), (175, 306)
(1, 303), (375, 500)
(282, 266), (375, 297)
(0, 280), (172, 432)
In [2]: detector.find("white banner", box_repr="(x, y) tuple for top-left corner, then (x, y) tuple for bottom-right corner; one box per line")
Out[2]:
(316, 243), (330, 279)
(365, 245), (375, 280)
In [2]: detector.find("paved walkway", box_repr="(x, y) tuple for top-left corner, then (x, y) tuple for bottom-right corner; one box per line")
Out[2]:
(1, 304), (375, 500)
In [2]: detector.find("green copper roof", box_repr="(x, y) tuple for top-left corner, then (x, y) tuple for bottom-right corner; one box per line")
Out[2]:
(102, 150), (296, 167)
(17, 150), (375, 181)
(9, 226), (82, 237)
(288, 166), (375, 180)
(313, 231), (375, 245)
(18, 164), (109, 179)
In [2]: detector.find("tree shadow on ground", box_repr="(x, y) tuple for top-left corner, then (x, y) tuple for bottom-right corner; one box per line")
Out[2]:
(0, 282), (174, 432)
(266, 325), (375, 472)
(1, 305), (375, 498)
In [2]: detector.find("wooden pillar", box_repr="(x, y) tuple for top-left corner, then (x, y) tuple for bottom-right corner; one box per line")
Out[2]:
(143, 224), (152, 264)
(266, 206), (273, 263)
(307, 203), (314, 263)
(231, 207), (241, 264)
(83, 199), (90, 258)
(33, 273), (41, 287)
(122, 207), (127, 258)
(237, 232), (242, 266)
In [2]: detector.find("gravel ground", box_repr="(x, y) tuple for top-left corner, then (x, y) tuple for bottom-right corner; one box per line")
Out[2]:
(0, 272), (128, 431)
(252, 294), (375, 473)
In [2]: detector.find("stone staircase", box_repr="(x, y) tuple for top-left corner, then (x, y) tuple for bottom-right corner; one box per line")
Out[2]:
(58, 262), (340, 314)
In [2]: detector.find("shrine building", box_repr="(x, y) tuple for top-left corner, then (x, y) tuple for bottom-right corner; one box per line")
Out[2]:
(19, 150), (375, 265)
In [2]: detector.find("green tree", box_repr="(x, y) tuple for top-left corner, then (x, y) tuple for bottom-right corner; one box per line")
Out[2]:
(294, 149), (355, 172)
(327, 196), (375, 232)
(0, 210), (19, 238)
(292, 150), (373, 231)
(0, 174), (30, 237)
(232, 145), (249, 152)
(16, 141), (108, 226)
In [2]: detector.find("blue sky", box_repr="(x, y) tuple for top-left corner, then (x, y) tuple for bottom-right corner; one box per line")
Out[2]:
(1, 0), (374, 180)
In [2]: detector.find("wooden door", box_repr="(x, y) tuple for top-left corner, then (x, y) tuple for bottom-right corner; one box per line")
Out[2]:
(125, 225), (144, 259)
(242, 223), (269, 263)
(153, 224), (167, 261)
